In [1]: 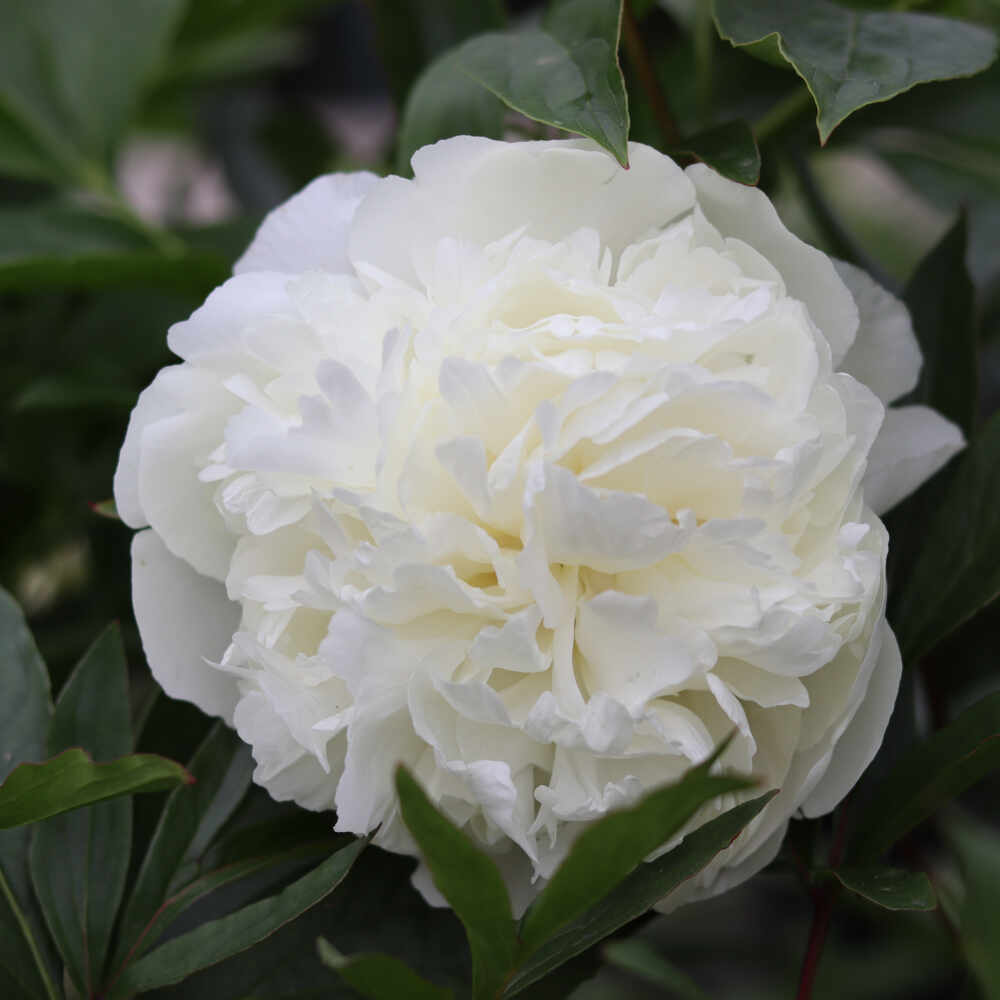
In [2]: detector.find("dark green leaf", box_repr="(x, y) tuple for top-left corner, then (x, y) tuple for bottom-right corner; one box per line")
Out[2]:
(29, 624), (132, 995)
(892, 411), (1000, 664)
(317, 939), (453, 1000)
(850, 692), (1000, 861)
(0, 749), (191, 829)
(713, 0), (998, 142)
(396, 766), (516, 1000)
(451, 0), (630, 165)
(603, 938), (708, 999)
(903, 213), (977, 439)
(12, 375), (137, 412)
(108, 837), (366, 995)
(668, 120), (760, 185)
(0, 0), (187, 183)
(826, 866), (937, 911)
(112, 724), (253, 970)
(518, 743), (754, 957)
(504, 792), (775, 996)
(396, 50), (505, 174)
(0, 588), (57, 1000)
(0, 203), (230, 293)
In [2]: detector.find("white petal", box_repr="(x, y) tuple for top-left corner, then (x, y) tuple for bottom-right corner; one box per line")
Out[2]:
(350, 138), (695, 285)
(687, 163), (859, 364)
(863, 405), (965, 514)
(234, 172), (378, 275)
(835, 260), (922, 404)
(801, 624), (902, 817)
(131, 529), (241, 723)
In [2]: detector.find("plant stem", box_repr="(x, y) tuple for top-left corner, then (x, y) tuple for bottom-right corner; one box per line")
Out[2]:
(621, 0), (681, 148)
(753, 87), (812, 144)
(0, 866), (59, 1000)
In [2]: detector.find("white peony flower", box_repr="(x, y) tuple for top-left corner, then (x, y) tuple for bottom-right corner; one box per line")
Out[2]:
(115, 137), (964, 913)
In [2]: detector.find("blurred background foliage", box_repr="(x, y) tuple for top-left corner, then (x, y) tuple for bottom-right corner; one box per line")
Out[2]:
(2, 0), (1000, 997)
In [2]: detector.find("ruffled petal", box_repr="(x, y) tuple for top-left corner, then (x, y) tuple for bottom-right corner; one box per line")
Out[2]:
(131, 529), (241, 723)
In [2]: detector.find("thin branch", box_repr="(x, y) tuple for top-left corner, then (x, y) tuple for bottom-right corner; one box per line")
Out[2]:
(621, 0), (681, 148)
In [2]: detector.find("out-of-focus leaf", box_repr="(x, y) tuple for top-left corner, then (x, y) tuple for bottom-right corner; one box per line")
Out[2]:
(903, 213), (977, 438)
(12, 376), (137, 412)
(448, 0), (630, 165)
(603, 938), (708, 999)
(826, 866), (937, 911)
(317, 939), (453, 1000)
(0, 589), (56, 1000)
(713, 0), (998, 142)
(518, 742), (753, 957)
(108, 837), (366, 995)
(30, 624), (132, 996)
(0, 0), (187, 183)
(669, 120), (760, 184)
(90, 500), (121, 521)
(504, 792), (776, 996)
(892, 411), (1000, 663)
(850, 692), (1000, 861)
(396, 50), (505, 174)
(396, 766), (516, 1000)
(113, 724), (254, 970)
(0, 203), (230, 292)
(0, 749), (190, 829)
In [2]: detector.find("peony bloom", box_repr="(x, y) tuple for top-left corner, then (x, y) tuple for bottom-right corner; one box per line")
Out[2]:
(115, 138), (963, 912)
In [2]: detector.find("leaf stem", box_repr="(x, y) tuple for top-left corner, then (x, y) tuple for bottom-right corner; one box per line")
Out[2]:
(621, 0), (681, 148)
(753, 87), (812, 144)
(0, 866), (59, 1000)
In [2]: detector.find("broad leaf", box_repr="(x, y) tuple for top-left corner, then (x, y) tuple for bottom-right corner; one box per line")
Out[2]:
(112, 723), (254, 971)
(30, 624), (132, 995)
(949, 818), (1000, 998)
(0, 749), (191, 829)
(713, 0), (998, 142)
(396, 766), (517, 1000)
(826, 866), (937, 911)
(603, 939), (708, 999)
(0, 0), (187, 183)
(668, 120), (760, 185)
(453, 0), (630, 165)
(892, 411), (1000, 663)
(504, 792), (775, 996)
(108, 837), (366, 995)
(0, 203), (230, 293)
(518, 744), (754, 956)
(903, 213), (977, 439)
(850, 692), (1000, 861)
(318, 940), (453, 1000)
(0, 589), (56, 1000)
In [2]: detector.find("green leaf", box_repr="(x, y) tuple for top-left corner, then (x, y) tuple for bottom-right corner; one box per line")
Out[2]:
(0, 749), (191, 829)
(0, 588), (57, 1000)
(518, 743), (754, 957)
(90, 499), (120, 521)
(317, 939), (453, 1000)
(451, 0), (630, 165)
(112, 723), (254, 970)
(892, 410), (1000, 664)
(903, 213), (977, 439)
(603, 938), (708, 999)
(668, 120), (760, 185)
(0, 0), (187, 183)
(108, 837), (366, 995)
(29, 624), (132, 995)
(850, 692), (1000, 861)
(713, 0), (998, 142)
(826, 866), (937, 911)
(396, 50), (505, 174)
(395, 766), (517, 1000)
(504, 791), (775, 996)
(0, 203), (230, 293)
(12, 375), (137, 412)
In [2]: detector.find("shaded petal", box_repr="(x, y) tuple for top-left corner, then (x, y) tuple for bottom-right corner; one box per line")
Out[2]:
(863, 405), (965, 515)
(131, 529), (241, 723)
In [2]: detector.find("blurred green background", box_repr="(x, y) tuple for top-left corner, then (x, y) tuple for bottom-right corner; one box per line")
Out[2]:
(2, 1), (1000, 996)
